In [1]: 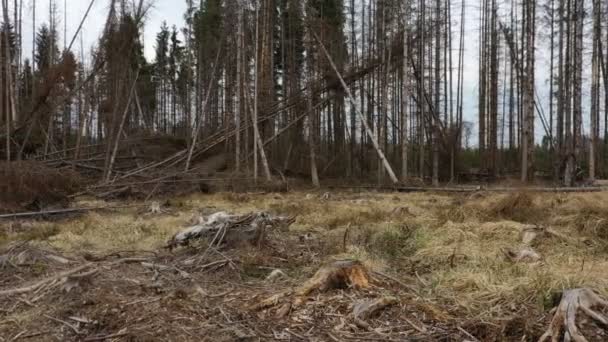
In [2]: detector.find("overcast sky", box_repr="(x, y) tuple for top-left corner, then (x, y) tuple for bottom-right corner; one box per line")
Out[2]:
(20, 0), (187, 63)
(18, 0), (584, 145)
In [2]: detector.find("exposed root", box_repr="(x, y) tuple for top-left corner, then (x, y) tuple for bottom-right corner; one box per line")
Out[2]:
(254, 260), (372, 312)
(250, 290), (292, 311)
(353, 296), (398, 320)
(503, 246), (541, 263)
(521, 225), (543, 245)
(520, 224), (582, 246)
(142, 201), (170, 215)
(295, 260), (370, 296)
(539, 288), (608, 342)
(167, 211), (295, 249)
(353, 296), (398, 330)
(266, 269), (287, 282)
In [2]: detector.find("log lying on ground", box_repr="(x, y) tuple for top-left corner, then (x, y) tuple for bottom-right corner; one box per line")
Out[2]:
(540, 288), (608, 342)
(167, 211), (295, 249)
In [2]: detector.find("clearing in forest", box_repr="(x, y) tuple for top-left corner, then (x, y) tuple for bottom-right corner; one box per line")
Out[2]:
(2, 190), (608, 341)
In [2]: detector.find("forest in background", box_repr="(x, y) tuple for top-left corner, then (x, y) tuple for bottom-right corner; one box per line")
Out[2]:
(0, 0), (607, 187)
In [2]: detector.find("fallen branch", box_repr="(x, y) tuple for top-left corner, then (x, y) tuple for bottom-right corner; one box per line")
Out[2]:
(0, 205), (140, 220)
(353, 296), (398, 321)
(0, 264), (94, 296)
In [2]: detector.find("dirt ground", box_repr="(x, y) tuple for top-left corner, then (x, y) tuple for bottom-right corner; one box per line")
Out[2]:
(2, 190), (608, 341)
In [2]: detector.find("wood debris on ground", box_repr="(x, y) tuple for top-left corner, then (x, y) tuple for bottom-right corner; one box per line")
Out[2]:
(2, 190), (608, 341)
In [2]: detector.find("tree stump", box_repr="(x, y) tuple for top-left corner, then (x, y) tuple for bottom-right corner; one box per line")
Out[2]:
(539, 288), (608, 342)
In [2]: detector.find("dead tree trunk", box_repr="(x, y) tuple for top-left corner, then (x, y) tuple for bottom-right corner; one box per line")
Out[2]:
(310, 28), (399, 184)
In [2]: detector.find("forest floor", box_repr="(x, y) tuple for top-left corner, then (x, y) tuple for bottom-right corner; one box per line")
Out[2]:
(2, 190), (608, 341)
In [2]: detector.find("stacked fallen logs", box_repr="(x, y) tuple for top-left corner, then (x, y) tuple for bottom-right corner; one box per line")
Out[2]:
(167, 211), (295, 249)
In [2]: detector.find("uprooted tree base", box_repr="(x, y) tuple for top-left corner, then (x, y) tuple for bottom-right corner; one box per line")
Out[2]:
(539, 288), (608, 342)
(167, 211), (295, 249)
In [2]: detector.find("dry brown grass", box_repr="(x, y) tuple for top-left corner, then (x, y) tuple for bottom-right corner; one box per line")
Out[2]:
(5, 189), (608, 337)
(485, 192), (544, 223)
(565, 200), (608, 240)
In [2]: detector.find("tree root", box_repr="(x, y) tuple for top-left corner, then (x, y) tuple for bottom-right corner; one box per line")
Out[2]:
(503, 246), (541, 263)
(294, 260), (370, 301)
(353, 296), (397, 320)
(167, 211), (295, 249)
(539, 288), (608, 342)
(254, 260), (372, 313)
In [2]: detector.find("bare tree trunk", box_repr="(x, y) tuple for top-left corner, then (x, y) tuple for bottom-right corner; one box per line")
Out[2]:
(432, 0), (441, 187)
(185, 49), (222, 172)
(589, 0), (600, 181)
(2, 17), (6, 161)
(251, 3), (271, 182)
(306, 87), (319, 188)
(310, 28), (399, 184)
(2, 0), (17, 160)
(235, 7), (243, 173)
(105, 71), (140, 182)
(401, 6), (409, 181)
(521, 0), (535, 182)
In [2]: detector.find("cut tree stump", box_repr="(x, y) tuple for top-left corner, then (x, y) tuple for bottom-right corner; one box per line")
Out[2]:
(294, 260), (370, 305)
(539, 288), (608, 342)
(254, 260), (373, 313)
